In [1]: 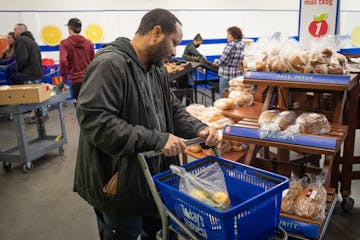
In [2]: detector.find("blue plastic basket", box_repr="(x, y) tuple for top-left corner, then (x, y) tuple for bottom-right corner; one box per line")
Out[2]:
(41, 64), (60, 84)
(153, 156), (289, 240)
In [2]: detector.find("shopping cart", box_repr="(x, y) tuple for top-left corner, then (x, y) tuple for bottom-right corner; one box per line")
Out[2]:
(137, 137), (289, 240)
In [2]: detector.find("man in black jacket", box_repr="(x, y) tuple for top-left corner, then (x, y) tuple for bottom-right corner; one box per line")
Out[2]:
(13, 23), (43, 84)
(74, 8), (219, 240)
(14, 23), (47, 122)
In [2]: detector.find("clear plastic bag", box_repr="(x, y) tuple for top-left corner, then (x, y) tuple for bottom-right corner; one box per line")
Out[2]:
(281, 172), (304, 214)
(170, 162), (231, 210)
(293, 175), (327, 220)
(295, 112), (331, 135)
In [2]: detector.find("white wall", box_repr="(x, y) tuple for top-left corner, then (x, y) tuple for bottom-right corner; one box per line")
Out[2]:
(1, 0), (359, 60)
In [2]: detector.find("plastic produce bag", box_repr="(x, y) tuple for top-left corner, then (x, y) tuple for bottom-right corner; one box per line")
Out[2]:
(170, 162), (231, 210)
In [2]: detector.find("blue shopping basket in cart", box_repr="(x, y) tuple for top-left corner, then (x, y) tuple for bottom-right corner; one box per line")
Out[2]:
(150, 155), (289, 240)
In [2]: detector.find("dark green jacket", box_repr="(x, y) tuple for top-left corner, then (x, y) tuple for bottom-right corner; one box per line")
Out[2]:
(74, 38), (207, 216)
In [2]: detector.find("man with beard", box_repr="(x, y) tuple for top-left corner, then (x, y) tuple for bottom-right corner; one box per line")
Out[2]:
(74, 8), (219, 240)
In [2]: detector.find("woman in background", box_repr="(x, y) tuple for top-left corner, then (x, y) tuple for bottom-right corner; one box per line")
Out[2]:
(0, 32), (17, 83)
(216, 26), (245, 96)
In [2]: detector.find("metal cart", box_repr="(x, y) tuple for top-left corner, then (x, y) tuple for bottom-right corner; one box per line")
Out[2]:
(137, 137), (289, 240)
(0, 91), (69, 172)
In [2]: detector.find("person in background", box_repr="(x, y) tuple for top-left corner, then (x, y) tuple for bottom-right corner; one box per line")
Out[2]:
(14, 23), (47, 123)
(182, 33), (206, 62)
(1, 32), (16, 59)
(74, 8), (219, 240)
(60, 18), (94, 101)
(13, 23), (43, 85)
(0, 32), (17, 83)
(215, 26), (245, 96)
(176, 33), (206, 92)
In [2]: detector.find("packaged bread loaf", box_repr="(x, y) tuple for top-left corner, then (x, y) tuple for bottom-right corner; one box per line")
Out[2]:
(258, 110), (280, 129)
(216, 140), (232, 154)
(214, 98), (235, 110)
(200, 107), (224, 123)
(208, 117), (235, 130)
(293, 178), (327, 220)
(186, 104), (207, 119)
(201, 147), (216, 156)
(274, 111), (297, 131)
(188, 144), (202, 153)
(230, 141), (248, 152)
(229, 77), (243, 87)
(296, 113), (331, 135)
(228, 91), (254, 106)
(281, 178), (304, 214)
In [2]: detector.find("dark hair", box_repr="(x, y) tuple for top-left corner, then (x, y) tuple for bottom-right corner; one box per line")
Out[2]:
(193, 33), (203, 41)
(136, 8), (182, 35)
(6, 32), (16, 57)
(227, 26), (243, 40)
(67, 18), (82, 34)
(8, 32), (16, 41)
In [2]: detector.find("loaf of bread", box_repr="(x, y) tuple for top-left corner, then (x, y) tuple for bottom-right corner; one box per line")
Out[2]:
(327, 64), (345, 75)
(214, 98), (235, 110)
(216, 140), (232, 154)
(208, 117), (235, 130)
(310, 53), (328, 66)
(296, 113), (331, 134)
(229, 77), (243, 87)
(274, 111), (297, 131)
(313, 64), (328, 74)
(256, 61), (267, 72)
(258, 110), (280, 128)
(188, 144), (202, 153)
(321, 48), (333, 59)
(288, 55), (307, 73)
(281, 181), (303, 214)
(201, 147), (216, 156)
(230, 141), (248, 152)
(294, 182), (327, 219)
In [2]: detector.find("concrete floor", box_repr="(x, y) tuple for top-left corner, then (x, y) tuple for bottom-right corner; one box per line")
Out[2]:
(0, 102), (359, 240)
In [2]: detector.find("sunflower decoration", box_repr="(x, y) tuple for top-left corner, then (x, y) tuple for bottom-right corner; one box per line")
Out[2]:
(41, 25), (62, 46)
(85, 24), (104, 43)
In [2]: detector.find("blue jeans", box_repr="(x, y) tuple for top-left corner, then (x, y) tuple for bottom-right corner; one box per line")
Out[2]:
(219, 77), (230, 97)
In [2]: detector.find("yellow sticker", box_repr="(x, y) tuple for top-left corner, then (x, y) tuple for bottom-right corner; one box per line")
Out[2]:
(85, 24), (104, 43)
(41, 25), (62, 46)
(351, 26), (360, 47)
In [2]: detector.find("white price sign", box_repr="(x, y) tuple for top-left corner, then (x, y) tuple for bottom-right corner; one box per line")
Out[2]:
(299, 0), (340, 49)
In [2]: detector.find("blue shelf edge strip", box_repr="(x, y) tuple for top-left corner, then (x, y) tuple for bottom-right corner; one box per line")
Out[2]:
(223, 126), (337, 150)
(279, 216), (319, 239)
(244, 71), (350, 85)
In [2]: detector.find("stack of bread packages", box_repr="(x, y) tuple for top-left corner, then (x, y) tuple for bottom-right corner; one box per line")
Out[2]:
(185, 104), (247, 155)
(258, 110), (331, 136)
(213, 76), (254, 111)
(243, 36), (349, 75)
(281, 173), (327, 221)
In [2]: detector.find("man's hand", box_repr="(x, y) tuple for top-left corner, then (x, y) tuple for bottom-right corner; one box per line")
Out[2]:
(162, 134), (186, 157)
(198, 127), (220, 147)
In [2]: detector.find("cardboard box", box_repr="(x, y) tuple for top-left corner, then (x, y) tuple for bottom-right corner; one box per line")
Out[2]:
(0, 84), (51, 105)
